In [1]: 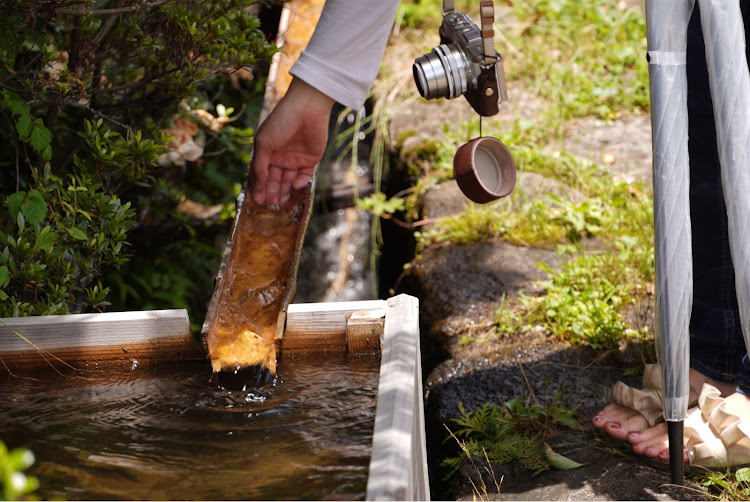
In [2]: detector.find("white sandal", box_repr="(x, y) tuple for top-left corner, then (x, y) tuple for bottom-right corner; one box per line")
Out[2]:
(609, 364), (698, 427)
(609, 366), (750, 468)
(684, 384), (750, 468)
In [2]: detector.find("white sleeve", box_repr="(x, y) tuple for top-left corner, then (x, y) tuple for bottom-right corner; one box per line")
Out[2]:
(289, 0), (401, 110)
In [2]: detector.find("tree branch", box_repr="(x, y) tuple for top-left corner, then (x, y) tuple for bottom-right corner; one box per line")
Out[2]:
(67, 102), (135, 133)
(58, 0), (173, 16)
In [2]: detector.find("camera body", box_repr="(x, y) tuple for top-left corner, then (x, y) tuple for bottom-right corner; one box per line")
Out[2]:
(413, 11), (508, 117)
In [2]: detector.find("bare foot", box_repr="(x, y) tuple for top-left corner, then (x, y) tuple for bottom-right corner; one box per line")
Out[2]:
(592, 403), (651, 441)
(593, 368), (738, 463)
(628, 422), (689, 463)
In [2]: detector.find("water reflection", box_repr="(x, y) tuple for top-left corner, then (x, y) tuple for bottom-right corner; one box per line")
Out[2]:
(0, 352), (379, 501)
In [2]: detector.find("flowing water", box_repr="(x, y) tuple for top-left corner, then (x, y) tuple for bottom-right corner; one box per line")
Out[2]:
(0, 353), (379, 500)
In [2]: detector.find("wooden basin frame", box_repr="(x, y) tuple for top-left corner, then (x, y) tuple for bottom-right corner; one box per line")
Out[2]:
(0, 294), (429, 501)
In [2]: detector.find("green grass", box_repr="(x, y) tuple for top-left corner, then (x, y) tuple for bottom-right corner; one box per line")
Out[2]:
(442, 400), (578, 479)
(379, 0), (656, 352)
(411, 163), (654, 351)
(695, 468), (750, 501)
(507, 0), (649, 121)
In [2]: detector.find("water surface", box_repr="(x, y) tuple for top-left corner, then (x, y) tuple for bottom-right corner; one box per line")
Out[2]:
(0, 353), (379, 500)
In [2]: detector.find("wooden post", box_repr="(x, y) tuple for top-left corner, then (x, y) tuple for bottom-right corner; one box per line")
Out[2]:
(280, 300), (386, 353)
(346, 315), (384, 353)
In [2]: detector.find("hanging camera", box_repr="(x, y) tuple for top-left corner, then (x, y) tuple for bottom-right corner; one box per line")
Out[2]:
(412, 0), (516, 203)
(413, 2), (508, 116)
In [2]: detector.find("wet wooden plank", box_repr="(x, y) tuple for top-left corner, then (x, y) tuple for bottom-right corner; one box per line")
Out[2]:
(0, 309), (200, 371)
(280, 300), (387, 352)
(346, 316), (385, 353)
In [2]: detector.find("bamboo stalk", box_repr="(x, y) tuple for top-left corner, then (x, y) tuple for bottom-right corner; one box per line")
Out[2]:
(199, 0), (325, 386)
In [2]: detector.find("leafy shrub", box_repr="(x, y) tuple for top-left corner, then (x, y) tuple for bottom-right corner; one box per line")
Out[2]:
(0, 441), (38, 501)
(511, 237), (652, 350)
(0, 0), (276, 317)
(442, 400), (577, 478)
(0, 167), (134, 316)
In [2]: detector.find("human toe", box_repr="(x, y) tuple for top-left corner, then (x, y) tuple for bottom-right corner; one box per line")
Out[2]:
(594, 404), (650, 441)
(632, 434), (668, 458)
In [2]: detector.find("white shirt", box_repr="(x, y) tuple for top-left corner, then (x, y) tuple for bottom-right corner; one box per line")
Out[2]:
(289, 0), (402, 110)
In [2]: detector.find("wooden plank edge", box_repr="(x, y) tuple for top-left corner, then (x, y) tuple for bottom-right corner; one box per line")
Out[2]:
(366, 294), (430, 501)
(1, 337), (203, 372)
(0, 309), (202, 371)
(346, 317), (384, 353)
(199, 191), (247, 354)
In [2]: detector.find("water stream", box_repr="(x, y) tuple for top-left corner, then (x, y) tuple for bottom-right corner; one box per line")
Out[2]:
(0, 353), (379, 500)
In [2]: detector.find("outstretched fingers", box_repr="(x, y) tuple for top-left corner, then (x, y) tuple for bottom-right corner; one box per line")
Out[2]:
(260, 165), (288, 206)
(292, 166), (315, 190)
(251, 146), (272, 205)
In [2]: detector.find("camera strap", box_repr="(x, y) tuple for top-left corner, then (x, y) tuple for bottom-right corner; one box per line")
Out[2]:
(442, 0), (496, 66)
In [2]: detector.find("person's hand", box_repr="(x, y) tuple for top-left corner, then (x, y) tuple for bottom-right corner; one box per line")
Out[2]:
(251, 77), (335, 205)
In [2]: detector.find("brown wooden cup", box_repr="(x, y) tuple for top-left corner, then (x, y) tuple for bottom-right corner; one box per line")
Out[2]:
(453, 137), (516, 204)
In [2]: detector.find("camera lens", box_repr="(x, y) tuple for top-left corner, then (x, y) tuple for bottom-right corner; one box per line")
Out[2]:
(412, 44), (468, 100)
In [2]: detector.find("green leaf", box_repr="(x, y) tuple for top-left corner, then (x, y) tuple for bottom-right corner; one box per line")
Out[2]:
(21, 189), (46, 224)
(8, 448), (34, 471)
(7, 191), (25, 215)
(555, 415), (578, 427)
(0, 265), (9, 287)
(67, 227), (87, 241)
(42, 145), (52, 162)
(29, 119), (52, 152)
(35, 227), (57, 253)
(735, 467), (750, 483)
(16, 113), (33, 138)
(2, 91), (30, 117)
(543, 443), (584, 470)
